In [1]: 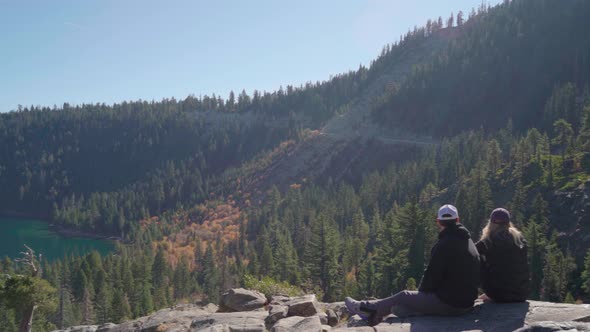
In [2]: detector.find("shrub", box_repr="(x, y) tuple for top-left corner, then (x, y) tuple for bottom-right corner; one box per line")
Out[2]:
(242, 274), (304, 300)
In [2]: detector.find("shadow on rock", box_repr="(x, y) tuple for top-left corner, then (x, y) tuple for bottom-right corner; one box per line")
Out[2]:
(378, 301), (531, 332)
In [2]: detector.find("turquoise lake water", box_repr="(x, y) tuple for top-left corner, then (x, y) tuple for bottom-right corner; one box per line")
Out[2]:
(0, 218), (114, 261)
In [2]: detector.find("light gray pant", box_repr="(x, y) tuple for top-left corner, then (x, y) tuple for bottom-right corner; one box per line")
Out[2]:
(366, 290), (472, 320)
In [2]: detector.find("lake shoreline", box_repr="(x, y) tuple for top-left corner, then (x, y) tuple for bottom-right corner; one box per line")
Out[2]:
(48, 224), (123, 242)
(0, 210), (49, 220)
(0, 217), (116, 260)
(0, 211), (122, 242)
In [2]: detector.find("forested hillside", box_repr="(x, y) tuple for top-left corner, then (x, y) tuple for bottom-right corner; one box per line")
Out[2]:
(374, 0), (590, 136)
(0, 103), (291, 237)
(2, 0), (590, 331)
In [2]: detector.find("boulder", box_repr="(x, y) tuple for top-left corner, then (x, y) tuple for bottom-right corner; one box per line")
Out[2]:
(346, 315), (367, 327)
(515, 321), (590, 331)
(332, 327), (374, 332)
(95, 324), (117, 332)
(58, 326), (98, 332)
(266, 305), (289, 325)
(270, 316), (322, 332)
(138, 305), (212, 331)
(202, 303), (220, 313)
(95, 320), (144, 332)
(190, 311), (267, 332)
(220, 288), (267, 312)
(318, 312), (328, 325)
(287, 295), (322, 317)
(95, 305), (212, 332)
(327, 309), (340, 327)
(270, 295), (292, 306)
(322, 325), (332, 332)
(322, 301), (348, 319)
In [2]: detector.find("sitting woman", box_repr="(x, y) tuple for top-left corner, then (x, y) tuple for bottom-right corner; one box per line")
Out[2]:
(476, 208), (529, 302)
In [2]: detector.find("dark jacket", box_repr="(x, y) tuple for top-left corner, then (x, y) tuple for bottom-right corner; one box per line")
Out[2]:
(418, 223), (480, 308)
(476, 230), (529, 302)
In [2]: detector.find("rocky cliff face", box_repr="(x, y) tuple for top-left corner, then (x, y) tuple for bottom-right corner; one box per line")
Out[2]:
(54, 288), (590, 332)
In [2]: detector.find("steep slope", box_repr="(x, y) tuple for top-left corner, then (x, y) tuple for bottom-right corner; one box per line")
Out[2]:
(374, 0), (590, 136)
(239, 30), (453, 197)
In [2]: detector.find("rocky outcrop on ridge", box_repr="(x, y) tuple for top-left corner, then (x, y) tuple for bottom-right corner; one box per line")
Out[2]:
(54, 289), (590, 332)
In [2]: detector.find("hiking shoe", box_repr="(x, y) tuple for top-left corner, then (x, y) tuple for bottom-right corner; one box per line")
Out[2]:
(345, 297), (375, 321)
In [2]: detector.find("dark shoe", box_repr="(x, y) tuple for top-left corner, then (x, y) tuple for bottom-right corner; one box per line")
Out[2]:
(345, 297), (376, 321)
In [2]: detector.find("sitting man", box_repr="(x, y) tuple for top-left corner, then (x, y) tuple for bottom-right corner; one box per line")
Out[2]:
(345, 204), (480, 326)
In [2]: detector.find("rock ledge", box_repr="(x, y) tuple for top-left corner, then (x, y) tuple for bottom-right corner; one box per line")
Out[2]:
(54, 292), (590, 332)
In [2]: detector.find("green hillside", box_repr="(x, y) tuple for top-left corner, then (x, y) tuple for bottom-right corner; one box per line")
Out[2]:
(3, 0), (590, 330)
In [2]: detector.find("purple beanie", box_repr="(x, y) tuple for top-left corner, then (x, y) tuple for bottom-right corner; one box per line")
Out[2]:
(490, 208), (510, 224)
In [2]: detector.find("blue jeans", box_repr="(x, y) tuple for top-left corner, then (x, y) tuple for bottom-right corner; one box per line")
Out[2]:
(365, 290), (472, 322)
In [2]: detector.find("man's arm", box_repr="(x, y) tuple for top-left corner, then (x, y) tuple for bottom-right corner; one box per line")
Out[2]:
(418, 242), (447, 292)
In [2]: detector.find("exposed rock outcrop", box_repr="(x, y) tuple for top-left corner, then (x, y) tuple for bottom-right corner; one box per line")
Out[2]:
(53, 291), (590, 332)
(336, 301), (590, 332)
(270, 316), (322, 332)
(220, 288), (267, 312)
(190, 311), (268, 332)
(286, 294), (322, 317)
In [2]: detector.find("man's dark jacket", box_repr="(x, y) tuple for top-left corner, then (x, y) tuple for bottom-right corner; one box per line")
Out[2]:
(418, 223), (480, 308)
(476, 230), (529, 302)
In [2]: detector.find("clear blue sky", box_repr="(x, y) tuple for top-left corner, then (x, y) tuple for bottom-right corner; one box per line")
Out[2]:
(0, 0), (500, 112)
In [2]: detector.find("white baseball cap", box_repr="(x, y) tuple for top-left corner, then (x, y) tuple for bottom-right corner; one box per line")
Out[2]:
(437, 204), (459, 221)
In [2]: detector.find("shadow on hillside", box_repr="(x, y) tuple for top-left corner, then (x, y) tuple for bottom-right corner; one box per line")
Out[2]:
(380, 301), (530, 332)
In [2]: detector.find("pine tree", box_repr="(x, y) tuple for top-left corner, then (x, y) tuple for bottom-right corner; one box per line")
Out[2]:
(203, 244), (220, 303)
(152, 247), (170, 307)
(139, 282), (154, 317)
(342, 208), (369, 276)
(396, 202), (431, 282)
(541, 235), (576, 302)
(56, 266), (75, 329)
(523, 217), (546, 300)
(81, 286), (95, 324)
(247, 251), (260, 277)
(173, 256), (191, 300)
(368, 205), (382, 252)
(274, 229), (300, 284)
(373, 210), (408, 297)
(305, 214), (341, 301)
(581, 249), (590, 297)
(111, 288), (132, 323)
(94, 270), (112, 324)
(457, 10), (464, 26)
(132, 255), (154, 317)
(259, 241), (275, 277)
(467, 164), (493, 236)
(509, 180), (527, 227)
(357, 257), (376, 298)
(553, 119), (574, 162)
(544, 156), (554, 189)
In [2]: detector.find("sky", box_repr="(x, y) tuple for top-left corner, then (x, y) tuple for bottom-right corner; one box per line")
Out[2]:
(0, 0), (501, 112)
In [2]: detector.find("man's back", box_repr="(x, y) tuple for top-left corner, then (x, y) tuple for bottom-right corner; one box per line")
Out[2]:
(419, 223), (480, 308)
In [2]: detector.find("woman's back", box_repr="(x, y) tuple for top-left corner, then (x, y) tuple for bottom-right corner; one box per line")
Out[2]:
(476, 230), (529, 302)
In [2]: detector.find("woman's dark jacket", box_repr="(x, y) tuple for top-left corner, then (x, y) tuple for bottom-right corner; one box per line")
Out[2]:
(476, 230), (529, 302)
(418, 223), (480, 308)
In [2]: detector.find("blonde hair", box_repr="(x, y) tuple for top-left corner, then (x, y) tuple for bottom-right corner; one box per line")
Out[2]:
(480, 221), (525, 248)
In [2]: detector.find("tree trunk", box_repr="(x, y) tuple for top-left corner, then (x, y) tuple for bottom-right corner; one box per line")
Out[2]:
(19, 305), (36, 332)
